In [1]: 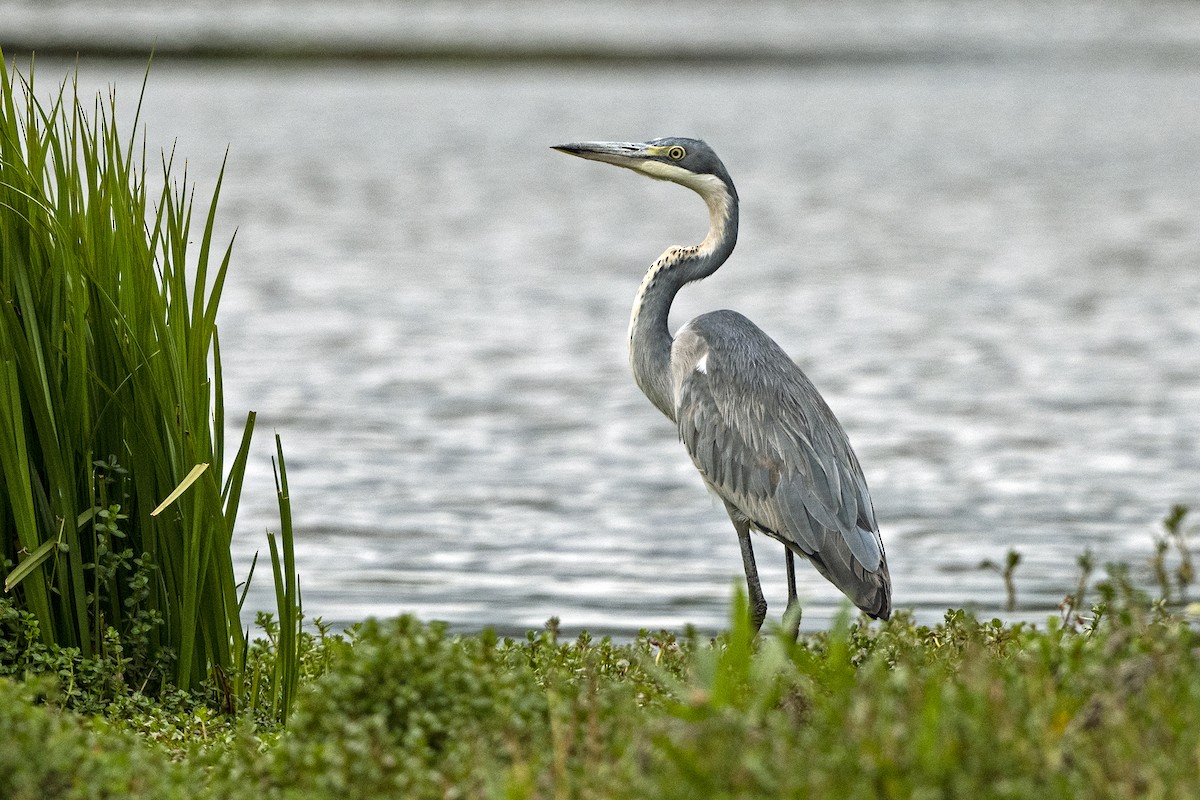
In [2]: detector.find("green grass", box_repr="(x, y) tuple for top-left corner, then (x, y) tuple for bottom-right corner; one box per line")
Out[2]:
(0, 54), (300, 716)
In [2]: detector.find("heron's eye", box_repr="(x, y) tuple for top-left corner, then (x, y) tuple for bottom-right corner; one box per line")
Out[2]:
(666, 145), (686, 160)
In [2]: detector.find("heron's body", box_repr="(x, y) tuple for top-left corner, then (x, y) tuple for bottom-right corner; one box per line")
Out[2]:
(554, 137), (891, 628)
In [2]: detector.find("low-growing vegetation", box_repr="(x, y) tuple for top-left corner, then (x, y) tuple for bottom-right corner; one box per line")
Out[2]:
(4, 557), (1200, 799)
(4, 54), (1200, 800)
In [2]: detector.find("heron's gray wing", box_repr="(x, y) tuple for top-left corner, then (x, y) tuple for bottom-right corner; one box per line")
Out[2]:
(671, 314), (889, 613)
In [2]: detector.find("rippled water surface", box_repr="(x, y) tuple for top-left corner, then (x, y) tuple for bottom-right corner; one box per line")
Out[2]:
(45, 57), (1200, 634)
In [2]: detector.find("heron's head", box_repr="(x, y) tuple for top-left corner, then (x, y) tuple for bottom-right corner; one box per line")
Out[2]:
(552, 137), (737, 205)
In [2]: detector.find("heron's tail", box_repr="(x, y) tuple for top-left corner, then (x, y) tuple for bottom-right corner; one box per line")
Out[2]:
(795, 538), (892, 620)
(857, 564), (892, 620)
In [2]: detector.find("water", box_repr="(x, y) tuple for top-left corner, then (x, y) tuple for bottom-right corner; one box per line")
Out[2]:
(25, 53), (1200, 635)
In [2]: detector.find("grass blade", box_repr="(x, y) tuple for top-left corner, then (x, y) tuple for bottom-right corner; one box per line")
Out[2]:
(150, 462), (211, 517)
(3, 537), (57, 593)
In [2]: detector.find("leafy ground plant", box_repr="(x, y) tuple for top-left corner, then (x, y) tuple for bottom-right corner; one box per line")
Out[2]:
(6, 555), (1200, 800)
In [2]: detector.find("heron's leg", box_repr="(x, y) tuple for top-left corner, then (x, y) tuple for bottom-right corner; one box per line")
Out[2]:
(783, 550), (801, 641)
(734, 519), (768, 632)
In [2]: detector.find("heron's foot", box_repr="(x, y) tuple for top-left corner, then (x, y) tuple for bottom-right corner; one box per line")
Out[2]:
(782, 601), (802, 642)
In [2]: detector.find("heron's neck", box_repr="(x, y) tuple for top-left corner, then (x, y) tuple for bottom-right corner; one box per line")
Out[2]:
(629, 179), (738, 419)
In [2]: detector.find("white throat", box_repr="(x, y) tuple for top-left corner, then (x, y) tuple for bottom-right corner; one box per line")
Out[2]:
(634, 161), (734, 255)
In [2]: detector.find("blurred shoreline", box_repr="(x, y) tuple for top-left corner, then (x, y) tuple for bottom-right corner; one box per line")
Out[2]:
(4, 0), (1200, 65)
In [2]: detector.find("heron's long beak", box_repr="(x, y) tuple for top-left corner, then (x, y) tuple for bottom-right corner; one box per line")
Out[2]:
(552, 141), (656, 170)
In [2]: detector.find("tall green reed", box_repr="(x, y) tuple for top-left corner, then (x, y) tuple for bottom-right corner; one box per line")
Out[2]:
(0, 55), (298, 710)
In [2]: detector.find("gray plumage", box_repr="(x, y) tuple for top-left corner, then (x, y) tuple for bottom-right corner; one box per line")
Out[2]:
(553, 137), (891, 629)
